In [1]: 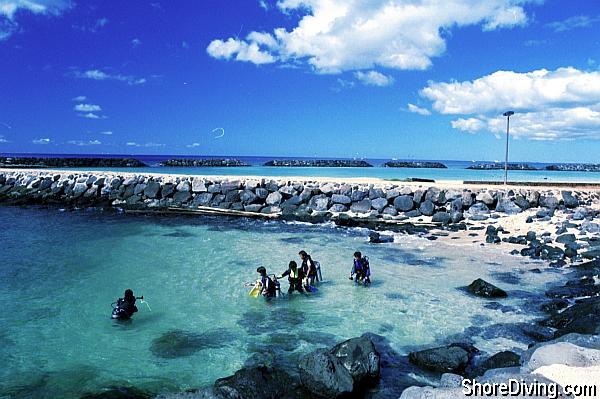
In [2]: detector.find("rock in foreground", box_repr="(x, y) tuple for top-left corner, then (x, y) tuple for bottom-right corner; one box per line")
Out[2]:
(466, 279), (507, 298)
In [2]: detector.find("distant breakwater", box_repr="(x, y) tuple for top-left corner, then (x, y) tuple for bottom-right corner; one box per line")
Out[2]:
(0, 156), (145, 168)
(264, 159), (373, 167)
(0, 170), (595, 230)
(160, 159), (249, 167)
(383, 161), (447, 168)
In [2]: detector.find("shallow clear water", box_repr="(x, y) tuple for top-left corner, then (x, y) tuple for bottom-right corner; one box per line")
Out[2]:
(0, 207), (564, 398)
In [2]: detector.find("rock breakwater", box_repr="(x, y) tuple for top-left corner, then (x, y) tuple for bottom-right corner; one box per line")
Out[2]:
(264, 159), (373, 167)
(382, 161), (447, 168)
(0, 157), (146, 168)
(159, 159), (249, 167)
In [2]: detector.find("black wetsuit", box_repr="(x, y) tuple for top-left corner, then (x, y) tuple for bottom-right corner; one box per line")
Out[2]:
(280, 267), (305, 293)
(260, 275), (277, 298)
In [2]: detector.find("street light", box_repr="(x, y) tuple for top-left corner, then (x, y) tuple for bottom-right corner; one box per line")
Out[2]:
(503, 111), (514, 185)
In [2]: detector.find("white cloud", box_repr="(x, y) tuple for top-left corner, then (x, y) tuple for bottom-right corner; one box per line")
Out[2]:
(407, 103), (431, 116)
(207, 0), (534, 73)
(354, 70), (394, 87)
(32, 137), (51, 144)
(72, 95), (87, 101)
(421, 67), (600, 114)
(0, 0), (70, 40)
(420, 66), (600, 140)
(547, 15), (600, 32)
(79, 112), (105, 119)
(186, 142), (201, 148)
(99, 131), (112, 135)
(207, 37), (275, 65)
(74, 103), (101, 112)
(131, 38), (141, 47)
(68, 139), (102, 146)
(259, 0), (269, 10)
(126, 141), (164, 147)
(74, 69), (146, 85)
(0, 134), (8, 143)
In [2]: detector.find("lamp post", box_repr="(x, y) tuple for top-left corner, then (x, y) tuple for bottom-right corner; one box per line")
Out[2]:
(503, 111), (514, 185)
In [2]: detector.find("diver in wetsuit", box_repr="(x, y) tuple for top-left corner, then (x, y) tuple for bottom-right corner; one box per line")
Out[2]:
(112, 289), (140, 319)
(350, 251), (371, 285)
(256, 266), (277, 298)
(278, 261), (305, 294)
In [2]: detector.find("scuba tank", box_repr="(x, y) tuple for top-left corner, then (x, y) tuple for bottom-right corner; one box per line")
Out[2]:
(315, 261), (323, 282)
(272, 274), (282, 298)
(111, 295), (143, 320)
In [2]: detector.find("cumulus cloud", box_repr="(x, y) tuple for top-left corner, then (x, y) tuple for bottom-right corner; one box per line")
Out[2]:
(68, 139), (101, 146)
(420, 67), (600, 140)
(0, 0), (70, 40)
(72, 95), (87, 101)
(207, 0), (534, 73)
(79, 112), (105, 119)
(73, 103), (101, 112)
(354, 70), (394, 87)
(74, 69), (146, 85)
(0, 134), (8, 143)
(99, 131), (112, 135)
(186, 142), (201, 148)
(32, 137), (51, 144)
(407, 103), (431, 116)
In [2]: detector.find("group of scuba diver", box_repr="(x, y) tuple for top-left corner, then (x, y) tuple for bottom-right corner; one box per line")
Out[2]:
(110, 250), (371, 319)
(247, 250), (372, 300)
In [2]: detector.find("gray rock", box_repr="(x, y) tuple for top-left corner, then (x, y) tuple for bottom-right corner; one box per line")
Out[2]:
(244, 204), (263, 212)
(194, 193), (213, 206)
(467, 278), (507, 298)
(299, 349), (354, 398)
(133, 183), (146, 196)
(240, 190), (258, 204)
(418, 200), (435, 216)
(225, 190), (241, 203)
(394, 195), (414, 212)
(369, 188), (385, 200)
(72, 182), (88, 197)
(299, 188), (312, 202)
(475, 192), (494, 206)
(207, 184), (221, 194)
(495, 198), (521, 214)
(309, 195), (330, 212)
(556, 233), (576, 243)
(450, 211), (464, 223)
(385, 188), (400, 200)
(255, 187), (269, 199)
(265, 191), (283, 206)
(144, 181), (161, 198)
(278, 185), (296, 197)
(526, 190), (540, 206)
(173, 191), (192, 203)
(371, 197), (388, 212)
(561, 191), (579, 208)
(161, 183), (175, 198)
(382, 206), (398, 216)
(369, 231), (394, 243)
(351, 189), (367, 202)
(426, 187), (445, 204)
(413, 189), (425, 204)
(176, 180), (191, 192)
(350, 199), (372, 213)
(451, 198), (463, 212)
(409, 345), (470, 373)
(320, 183), (336, 195)
(461, 191), (473, 207)
(220, 181), (241, 193)
(432, 212), (451, 224)
(191, 178), (207, 193)
(514, 195), (530, 210)
(282, 196), (303, 207)
(331, 194), (352, 205)
(540, 195), (559, 209)
(329, 204), (348, 213)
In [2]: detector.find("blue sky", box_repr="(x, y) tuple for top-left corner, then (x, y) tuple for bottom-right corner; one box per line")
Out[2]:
(1, 0), (600, 162)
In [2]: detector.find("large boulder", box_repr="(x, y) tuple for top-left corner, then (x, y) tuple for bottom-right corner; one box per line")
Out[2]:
(418, 200), (434, 216)
(266, 191), (283, 206)
(409, 345), (471, 373)
(371, 197), (388, 212)
(394, 195), (414, 212)
(495, 198), (521, 214)
(331, 194), (352, 205)
(191, 178), (207, 193)
(309, 195), (330, 211)
(212, 366), (307, 399)
(475, 192), (494, 206)
(299, 335), (380, 398)
(541, 297), (600, 337)
(143, 181), (161, 198)
(431, 211), (451, 224)
(350, 199), (372, 213)
(540, 195), (559, 209)
(466, 279), (507, 298)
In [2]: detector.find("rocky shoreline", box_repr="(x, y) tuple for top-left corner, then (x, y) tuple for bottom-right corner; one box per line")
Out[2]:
(0, 156), (146, 168)
(2, 168), (600, 398)
(160, 159), (250, 167)
(382, 161), (447, 168)
(264, 159), (373, 167)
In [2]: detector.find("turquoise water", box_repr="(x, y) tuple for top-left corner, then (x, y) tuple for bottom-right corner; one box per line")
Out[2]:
(49, 165), (600, 183)
(0, 207), (564, 398)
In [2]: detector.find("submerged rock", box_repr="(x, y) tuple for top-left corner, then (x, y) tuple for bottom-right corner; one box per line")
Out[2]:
(466, 279), (507, 298)
(408, 344), (474, 374)
(150, 329), (234, 359)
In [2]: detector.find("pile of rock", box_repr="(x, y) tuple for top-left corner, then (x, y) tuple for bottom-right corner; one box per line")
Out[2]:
(0, 157), (146, 168)
(159, 159), (249, 167)
(382, 161), (447, 168)
(545, 163), (600, 172)
(264, 159), (373, 167)
(0, 172), (592, 229)
(467, 163), (537, 170)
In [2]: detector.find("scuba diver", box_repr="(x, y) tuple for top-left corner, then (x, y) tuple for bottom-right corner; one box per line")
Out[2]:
(350, 251), (371, 286)
(256, 266), (278, 298)
(111, 289), (142, 320)
(299, 250), (319, 287)
(278, 261), (305, 294)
